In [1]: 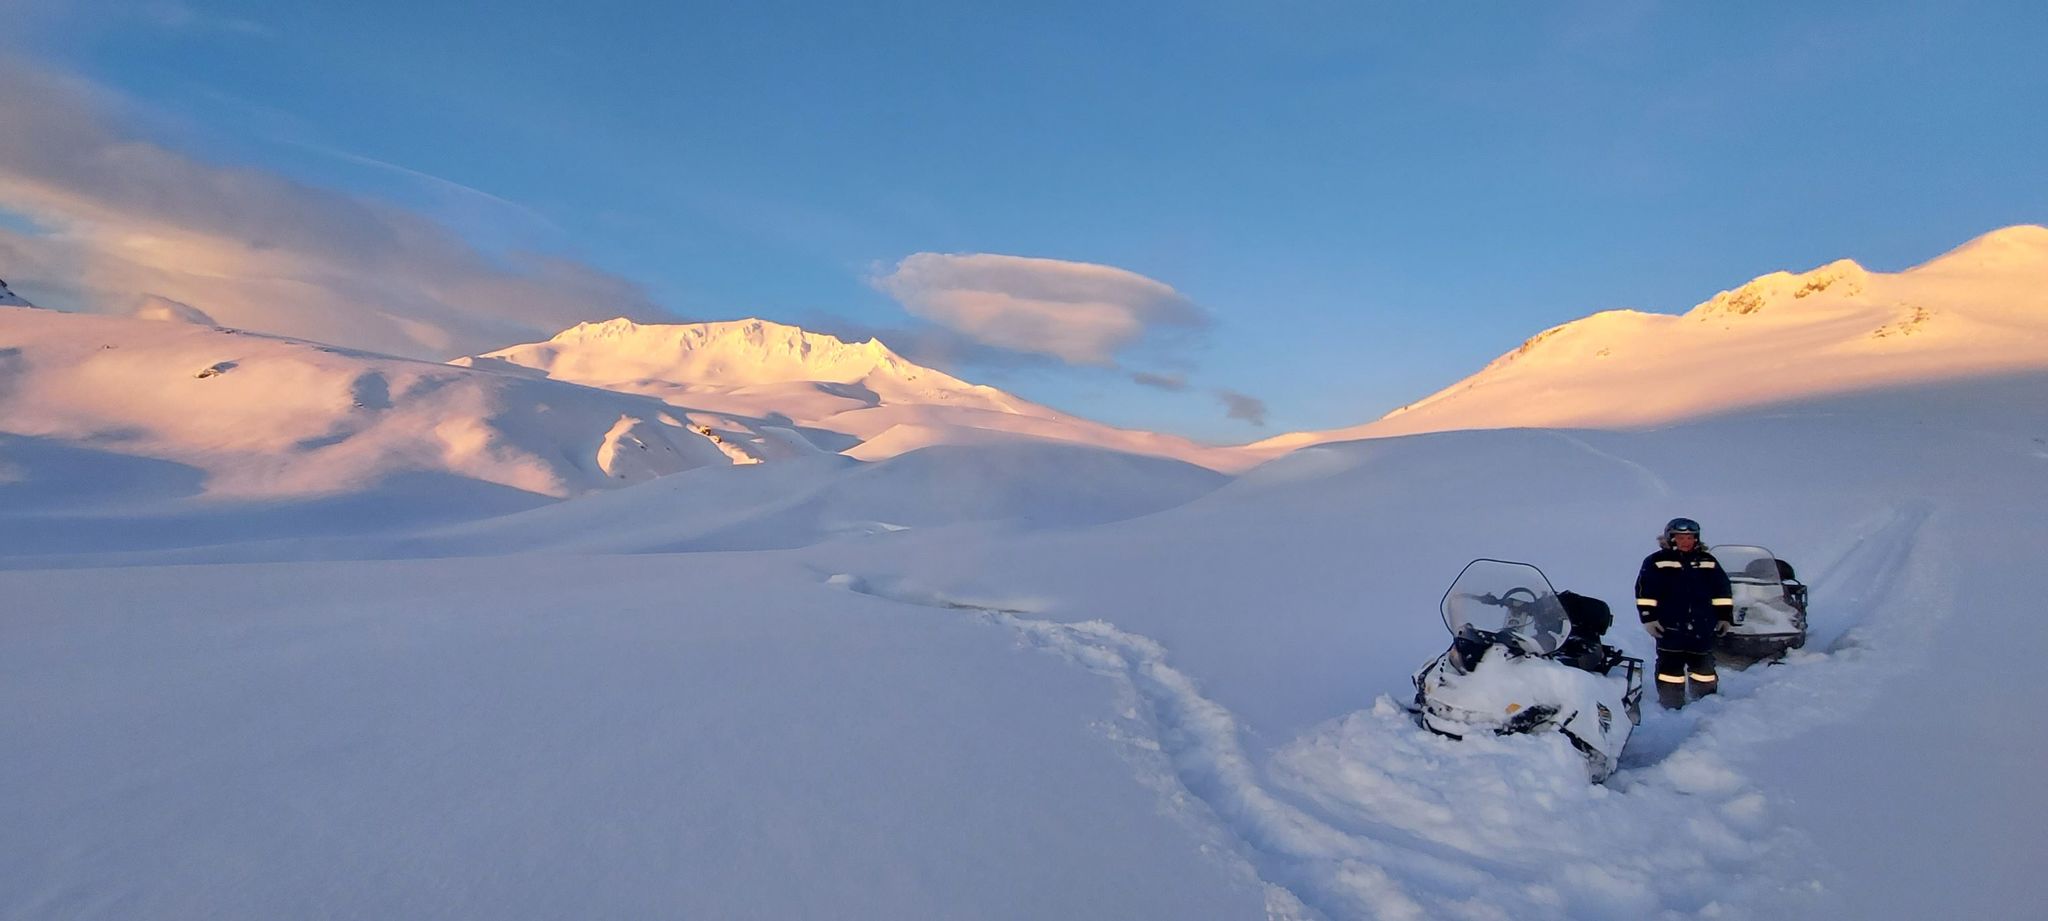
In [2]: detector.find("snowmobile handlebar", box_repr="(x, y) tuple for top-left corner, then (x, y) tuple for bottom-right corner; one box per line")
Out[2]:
(1457, 587), (1539, 609)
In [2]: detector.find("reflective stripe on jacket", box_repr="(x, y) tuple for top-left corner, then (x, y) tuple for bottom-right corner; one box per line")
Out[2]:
(1636, 547), (1735, 653)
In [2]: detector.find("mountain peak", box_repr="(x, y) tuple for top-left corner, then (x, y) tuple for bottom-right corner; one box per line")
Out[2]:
(484, 316), (960, 391)
(456, 316), (1248, 471)
(552, 316), (893, 358)
(0, 277), (37, 309)
(1687, 258), (1869, 319)
(1911, 224), (2048, 274)
(1252, 225), (2048, 451)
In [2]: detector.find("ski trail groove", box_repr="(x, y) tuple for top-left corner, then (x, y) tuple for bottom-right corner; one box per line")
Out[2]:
(826, 531), (1938, 921)
(828, 573), (1416, 920)
(1547, 432), (1672, 497)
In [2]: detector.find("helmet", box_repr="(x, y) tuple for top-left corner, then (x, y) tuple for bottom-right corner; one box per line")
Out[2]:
(1661, 517), (1702, 549)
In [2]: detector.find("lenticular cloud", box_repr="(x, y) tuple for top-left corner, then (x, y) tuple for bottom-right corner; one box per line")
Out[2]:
(0, 59), (658, 360)
(875, 252), (1208, 365)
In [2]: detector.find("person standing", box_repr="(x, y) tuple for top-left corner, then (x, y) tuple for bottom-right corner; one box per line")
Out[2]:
(1636, 517), (1735, 709)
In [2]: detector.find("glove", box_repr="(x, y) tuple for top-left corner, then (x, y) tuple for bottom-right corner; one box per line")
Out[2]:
(1715, 621), (1731, 636)
(1643, 621), (1665, 639)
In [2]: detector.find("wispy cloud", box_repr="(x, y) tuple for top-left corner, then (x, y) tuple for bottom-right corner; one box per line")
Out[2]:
(138, 1), (269, 36)
(1216, 389), (1268, 426)
(1131, 371), (1189, 392)
(873, 252), (1209, 365)
(0, 58), (658, 358)
(289, 142), (562, 236)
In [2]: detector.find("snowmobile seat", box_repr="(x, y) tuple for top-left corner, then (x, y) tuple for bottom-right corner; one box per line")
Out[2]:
(1554, 591), (1617, 675)
(1558, 590), (1612, 642)
(1743, 558), (1781, 580)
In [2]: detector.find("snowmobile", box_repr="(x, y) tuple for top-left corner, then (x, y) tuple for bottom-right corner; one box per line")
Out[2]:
(1710, 544), (1809, 667)
(1410, 559), (1644, 782)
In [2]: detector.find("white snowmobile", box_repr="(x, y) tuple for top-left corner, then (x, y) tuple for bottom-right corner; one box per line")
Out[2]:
(1411, 559), (1644, 782)
(1710, 544), (1809, 667)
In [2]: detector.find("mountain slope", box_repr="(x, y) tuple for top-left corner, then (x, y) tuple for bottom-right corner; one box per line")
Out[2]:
(0, 309), (769, 503)
(461, 317), (1252, 471)
(1252, 225), (2048, 452)
(10, 370), (2044, 918)
(0, 278), (35, 308)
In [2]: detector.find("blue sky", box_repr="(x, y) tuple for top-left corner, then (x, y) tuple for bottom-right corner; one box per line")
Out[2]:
(2, 0), (2043, 440)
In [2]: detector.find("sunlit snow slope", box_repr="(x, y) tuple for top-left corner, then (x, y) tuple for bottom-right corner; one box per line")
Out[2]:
(4, 229), (2045, 920)
(462, 317), (1252, 471)
(1253, 225), (2048, 453)
(0, 308), (758, 504)
(0, 277), (35, 308)
(6, 372), (2043, 920)
(790, 372), (2048, 921)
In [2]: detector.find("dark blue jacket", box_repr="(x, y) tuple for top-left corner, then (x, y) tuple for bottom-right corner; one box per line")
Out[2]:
(1636, 547), (1735, 653)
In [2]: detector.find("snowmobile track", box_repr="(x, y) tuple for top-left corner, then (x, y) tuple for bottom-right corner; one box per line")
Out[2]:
(827, 570), (1857, 920)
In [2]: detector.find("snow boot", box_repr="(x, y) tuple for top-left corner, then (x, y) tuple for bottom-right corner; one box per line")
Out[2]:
(1656, 676), (1688, 710)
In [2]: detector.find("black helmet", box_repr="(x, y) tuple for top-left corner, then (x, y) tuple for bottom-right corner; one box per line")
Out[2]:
(1661, 517), (1702, 549)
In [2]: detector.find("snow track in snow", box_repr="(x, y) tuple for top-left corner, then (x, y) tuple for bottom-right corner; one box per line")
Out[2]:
(1548, 431), (1673, 497)
(827, 575), (1781, 919)
(831, 505), (1939, 921)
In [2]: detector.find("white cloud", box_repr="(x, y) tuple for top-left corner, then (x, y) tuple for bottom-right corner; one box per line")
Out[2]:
(0, 58), (657, 359)
(874, 252), (1208, 365)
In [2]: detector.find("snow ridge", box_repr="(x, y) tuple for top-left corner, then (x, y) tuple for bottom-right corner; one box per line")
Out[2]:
(464, 316), (1256, 472)
(1688, 259), (1870, 319)
(0, 277), (34, 308)
(1252, 225), (2048, 449)
(0, 309), (741, 501)
(482, 317), (992, 396)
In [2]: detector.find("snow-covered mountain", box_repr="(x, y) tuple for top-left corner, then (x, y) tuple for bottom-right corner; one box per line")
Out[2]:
(1252, 225), (2048, 453)
(8, 230), (2048, 919)
(9, 227), (2042, 516)
(0, 309), (785, 503)
(459, 317), (1251, 471)
(0, 309), (1245, 557)
(9, 359), (2044, 919)
(0, 277), (35, 308)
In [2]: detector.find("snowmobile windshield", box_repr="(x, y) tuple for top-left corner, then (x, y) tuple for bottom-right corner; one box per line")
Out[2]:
(1440, 559), (1570, 655)
(1711, 545), (1784, 585)
(1712, 543), (1803, 635)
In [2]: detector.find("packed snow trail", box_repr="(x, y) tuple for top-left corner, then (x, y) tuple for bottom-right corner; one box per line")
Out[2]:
(1548, 431), (1673, 498)
(832, 502), (1940, 921)
(828, 584), (1772, 918)
(0, 555), (1277, 921)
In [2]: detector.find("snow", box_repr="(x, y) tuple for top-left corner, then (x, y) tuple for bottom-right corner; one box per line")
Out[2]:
(4, 230), (2047, 919)
(0, 277), (34, 308)
(462, 316), (1256, 471)
(1252, 225), (2048, 452)
(128, 294), (216, 325)
(792, 376), (2047, 919)
(1422, 645), (1627, 733)
(0, 556), (1271, 920)
(0, 310), (746, 501)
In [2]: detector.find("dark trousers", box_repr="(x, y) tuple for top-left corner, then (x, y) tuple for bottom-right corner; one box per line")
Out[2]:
(1654, 648), (1718, 708)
